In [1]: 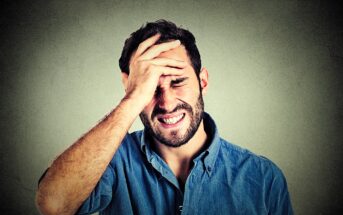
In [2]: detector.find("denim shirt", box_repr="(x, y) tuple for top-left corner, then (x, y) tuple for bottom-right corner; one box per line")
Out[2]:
(77, 113), (293, 215)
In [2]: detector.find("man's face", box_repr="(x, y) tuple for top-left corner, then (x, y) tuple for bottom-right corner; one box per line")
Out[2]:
(139, 45), (207, 147)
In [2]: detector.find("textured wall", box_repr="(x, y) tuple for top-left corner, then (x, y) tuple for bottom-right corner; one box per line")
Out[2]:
(1, 0), (342, 214)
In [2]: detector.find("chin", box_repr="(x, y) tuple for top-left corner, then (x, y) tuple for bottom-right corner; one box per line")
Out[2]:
(155, 120), (198, 148)
(140, 94), (204, 148)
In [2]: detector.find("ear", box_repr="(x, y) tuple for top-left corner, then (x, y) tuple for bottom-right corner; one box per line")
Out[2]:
(121, 72), (129, 91)
(199, 67), (209, 95)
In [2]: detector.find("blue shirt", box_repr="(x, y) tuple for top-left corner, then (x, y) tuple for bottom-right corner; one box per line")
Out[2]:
(77, 113), (293, 215)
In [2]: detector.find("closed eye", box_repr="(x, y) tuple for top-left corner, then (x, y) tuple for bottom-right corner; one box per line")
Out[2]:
(171, 77), (188, 87)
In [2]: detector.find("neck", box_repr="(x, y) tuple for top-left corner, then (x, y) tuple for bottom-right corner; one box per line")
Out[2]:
(153, 120), (208, 184)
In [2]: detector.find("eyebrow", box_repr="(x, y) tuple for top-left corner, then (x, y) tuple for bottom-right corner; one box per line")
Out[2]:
(171, 77), (189, 85)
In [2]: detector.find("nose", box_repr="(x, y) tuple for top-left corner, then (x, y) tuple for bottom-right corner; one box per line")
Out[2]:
(155, 87), (177, 112)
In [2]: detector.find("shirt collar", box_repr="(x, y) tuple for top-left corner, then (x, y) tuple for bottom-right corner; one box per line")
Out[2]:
(194, 112), (221, 176)
(140, 112), (221, 176)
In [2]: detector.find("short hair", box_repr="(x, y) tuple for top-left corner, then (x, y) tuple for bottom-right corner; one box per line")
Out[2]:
(119, 20), (201, 76)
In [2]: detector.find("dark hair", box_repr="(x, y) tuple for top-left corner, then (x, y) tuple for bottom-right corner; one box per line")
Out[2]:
(119, 20), (201, 76)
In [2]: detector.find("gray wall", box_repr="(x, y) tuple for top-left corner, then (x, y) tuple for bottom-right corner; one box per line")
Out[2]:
(1, 0), (342, 214)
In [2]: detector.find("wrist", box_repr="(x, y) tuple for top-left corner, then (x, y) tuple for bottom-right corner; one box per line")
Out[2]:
(120, 94), (147, 115)
(123, 90), (150, 107)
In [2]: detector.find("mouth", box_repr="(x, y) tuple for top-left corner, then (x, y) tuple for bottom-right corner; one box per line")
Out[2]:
(157, 113), (186, 127)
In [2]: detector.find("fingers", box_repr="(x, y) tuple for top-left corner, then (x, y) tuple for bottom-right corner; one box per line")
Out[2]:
(134, 34), (161, 58)
(152, 65), (185, 76)
(140, 40), (181, 60)
(149, 58), (188, 69)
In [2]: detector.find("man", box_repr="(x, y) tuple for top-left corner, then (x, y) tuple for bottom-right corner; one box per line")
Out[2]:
(36, 20), (293, 215)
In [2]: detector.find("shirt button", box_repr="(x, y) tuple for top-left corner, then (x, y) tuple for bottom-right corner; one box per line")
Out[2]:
(207, 166), (212, 172)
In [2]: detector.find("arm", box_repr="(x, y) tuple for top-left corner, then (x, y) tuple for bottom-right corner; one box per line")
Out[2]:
(35, 98), (141, 215)
(35, 35), (186, 215)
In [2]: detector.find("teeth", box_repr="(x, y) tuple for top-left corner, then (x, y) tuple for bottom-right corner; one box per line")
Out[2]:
(162, 114), (184, 124)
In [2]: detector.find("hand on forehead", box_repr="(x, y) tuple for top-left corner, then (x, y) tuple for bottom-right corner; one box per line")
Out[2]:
(134, 34), (180, 60)
(135, 34), (190, 63)
(158, 75), (182, 88)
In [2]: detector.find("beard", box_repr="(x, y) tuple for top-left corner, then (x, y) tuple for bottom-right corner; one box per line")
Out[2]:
(140, 93), (204, 148)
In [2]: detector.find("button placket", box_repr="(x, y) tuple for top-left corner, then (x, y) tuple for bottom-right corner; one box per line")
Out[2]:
(178, 205), (183, 213)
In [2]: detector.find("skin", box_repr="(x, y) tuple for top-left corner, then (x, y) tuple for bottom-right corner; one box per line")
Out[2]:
(129, 44), (209, 187)
(35, 34), (209, 215)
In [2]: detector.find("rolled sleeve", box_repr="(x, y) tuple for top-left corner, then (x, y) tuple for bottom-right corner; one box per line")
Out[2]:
(76, 164), (116, 215)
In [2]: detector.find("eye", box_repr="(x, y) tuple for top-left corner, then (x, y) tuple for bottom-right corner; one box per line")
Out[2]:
(172, 83), (185, 88)
(171, 77), (188, 88)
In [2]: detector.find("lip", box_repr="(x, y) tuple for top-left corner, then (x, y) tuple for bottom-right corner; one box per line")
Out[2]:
(157, 112), (186, 129)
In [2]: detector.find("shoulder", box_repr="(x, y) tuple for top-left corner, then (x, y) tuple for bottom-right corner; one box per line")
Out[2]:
(109, 130), (144, 165)
(119, 130), (144, 150)
(217, 138), (293, 213)
(218, 138), (285, 179)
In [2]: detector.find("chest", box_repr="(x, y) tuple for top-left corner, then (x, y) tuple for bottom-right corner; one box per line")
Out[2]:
(108, 159), (267, 215)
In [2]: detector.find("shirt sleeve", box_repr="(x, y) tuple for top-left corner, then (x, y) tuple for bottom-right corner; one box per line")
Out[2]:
(267, 163), (294, 215)
(76, 164), (116, 215)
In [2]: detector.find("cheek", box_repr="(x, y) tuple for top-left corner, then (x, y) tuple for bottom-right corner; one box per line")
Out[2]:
(175, 87), (190, 98)
(175, 86), (200, 103)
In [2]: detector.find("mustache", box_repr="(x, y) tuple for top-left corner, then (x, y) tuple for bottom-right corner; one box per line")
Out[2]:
(151, 103), (193, 120)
